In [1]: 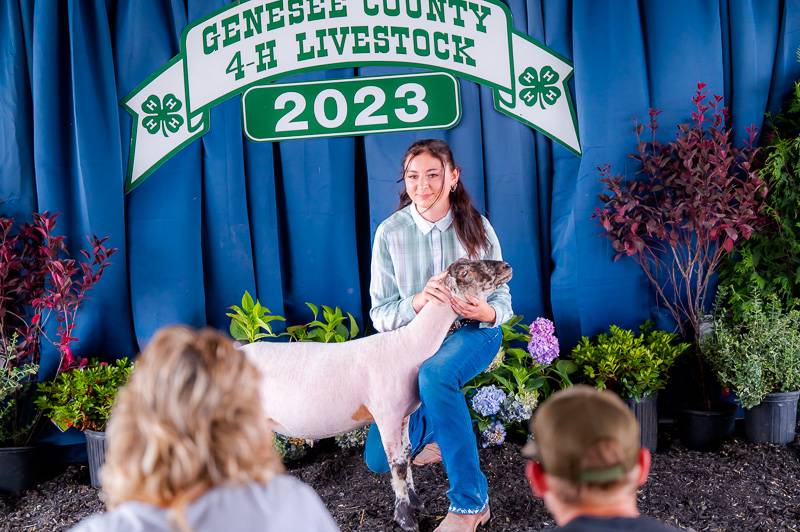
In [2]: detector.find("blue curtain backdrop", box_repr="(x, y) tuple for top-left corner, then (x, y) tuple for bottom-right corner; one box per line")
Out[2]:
(2, 1), (800, 403)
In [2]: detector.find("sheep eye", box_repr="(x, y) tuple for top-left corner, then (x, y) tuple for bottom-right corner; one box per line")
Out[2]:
(460, 270), (468, 277)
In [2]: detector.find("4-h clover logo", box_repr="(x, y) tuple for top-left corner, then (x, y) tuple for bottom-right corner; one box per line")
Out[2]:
(518, 66), (562, 110)
(141, 93), (184, 137)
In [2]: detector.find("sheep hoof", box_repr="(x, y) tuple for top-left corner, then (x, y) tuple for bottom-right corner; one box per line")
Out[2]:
(409, 488), (423, 511)
(394, 501), (418, 532)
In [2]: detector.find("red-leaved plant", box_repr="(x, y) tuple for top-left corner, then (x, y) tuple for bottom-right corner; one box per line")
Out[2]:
(0, 212), (115, 445)
(594, 83), (768, 406)
(0, 212), (115, 372)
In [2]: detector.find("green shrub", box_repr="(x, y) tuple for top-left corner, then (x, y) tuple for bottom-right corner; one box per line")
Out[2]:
(704, 286), (800, 409)
(571, 322), (689, 402)
(0, 334), (39, 446)
(718, 81), (800, 319)
(273, 435), (314, 462)
(35, 358), (133, 432)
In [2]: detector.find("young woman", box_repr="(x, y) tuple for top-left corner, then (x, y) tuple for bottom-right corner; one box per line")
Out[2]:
(70, 326), (338, 532)
(365, 139), (512, 531)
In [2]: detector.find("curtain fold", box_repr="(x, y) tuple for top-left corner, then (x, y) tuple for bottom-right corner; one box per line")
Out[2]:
(29, 0), (136, 374)
(115, 0), (207, 345)
(2, 0), (799, 403)
(0, 0), (35, 220)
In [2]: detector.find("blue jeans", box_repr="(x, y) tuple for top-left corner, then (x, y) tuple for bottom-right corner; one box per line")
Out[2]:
(364, 323), (502, 514)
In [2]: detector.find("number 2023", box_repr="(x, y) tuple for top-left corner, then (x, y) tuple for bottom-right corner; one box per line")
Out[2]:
(274, 82), (428, 132)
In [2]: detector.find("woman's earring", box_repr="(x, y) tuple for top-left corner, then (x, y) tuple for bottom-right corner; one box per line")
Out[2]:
(450, 183), (458, 192)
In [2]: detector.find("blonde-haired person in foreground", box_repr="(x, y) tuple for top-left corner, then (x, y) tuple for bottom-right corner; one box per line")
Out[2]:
(523, 386), (682, 531)
(70, 326), (339, 532)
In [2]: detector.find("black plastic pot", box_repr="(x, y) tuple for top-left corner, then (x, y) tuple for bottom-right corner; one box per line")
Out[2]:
(678, 403), (736, 451)
(744, 391), (800, 444)
(0, 446), (37, 492)
(625, 393), (658, 451)
(85, 429), (107, 488)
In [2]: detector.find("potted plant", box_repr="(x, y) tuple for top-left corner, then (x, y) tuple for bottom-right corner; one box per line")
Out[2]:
(713, 77), (800, 445)
(0, 335), (39, 492)
(570, 322), (689, 450)
(35, 357), (133, 487)
(465, 316), (576, 448)
(0, 212), (115, 491)
(704, 287), (800, 444)
(594, 83), (767, 449)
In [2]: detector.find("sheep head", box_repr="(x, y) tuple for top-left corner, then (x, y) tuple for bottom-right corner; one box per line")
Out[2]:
(444, 258), (513, 300)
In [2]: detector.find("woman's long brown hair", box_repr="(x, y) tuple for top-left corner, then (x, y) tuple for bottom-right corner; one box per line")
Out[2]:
(397, 139), (488, 258)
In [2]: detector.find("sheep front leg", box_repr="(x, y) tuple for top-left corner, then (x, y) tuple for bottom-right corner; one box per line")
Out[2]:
(376, 415), (417, 532)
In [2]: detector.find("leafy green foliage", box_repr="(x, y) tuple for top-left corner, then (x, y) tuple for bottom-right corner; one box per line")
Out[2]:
(465, 315), (576, 433)
(227, 291), (285, 343)
(704, 286), (800, 409)
(273, 435), (313, 462)
(286, 303), (359, 343)
(227, 293), (358, 344)
(334, 426), (370, 449)
(571, 322), (689, 402)
(719, 81), (800, 320)
(35, 358), (133, 432)
(0, 334), (39, 446)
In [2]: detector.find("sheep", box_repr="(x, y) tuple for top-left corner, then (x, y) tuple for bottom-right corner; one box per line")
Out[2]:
(242, 258), (513, 532)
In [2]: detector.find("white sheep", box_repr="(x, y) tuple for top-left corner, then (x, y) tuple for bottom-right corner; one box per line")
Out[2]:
(242, 258), (513, 532)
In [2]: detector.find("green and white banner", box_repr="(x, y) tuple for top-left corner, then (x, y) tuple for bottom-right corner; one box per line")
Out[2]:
(122, 0), (580, 192)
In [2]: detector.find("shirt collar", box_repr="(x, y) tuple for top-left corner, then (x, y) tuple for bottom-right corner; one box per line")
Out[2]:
(409, 204), (453, 234)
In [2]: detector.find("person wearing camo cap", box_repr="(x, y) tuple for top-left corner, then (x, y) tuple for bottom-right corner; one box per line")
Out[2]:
(522, 385), (683, 531)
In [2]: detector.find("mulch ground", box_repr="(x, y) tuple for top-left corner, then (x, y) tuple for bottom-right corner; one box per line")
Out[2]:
(2, 426), (800, 531)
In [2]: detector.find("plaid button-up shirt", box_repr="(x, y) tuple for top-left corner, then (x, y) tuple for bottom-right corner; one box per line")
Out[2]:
(369, 204), (513, 332)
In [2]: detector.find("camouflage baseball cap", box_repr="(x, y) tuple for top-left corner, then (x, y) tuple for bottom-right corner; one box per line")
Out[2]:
(521, 385), (640, 484)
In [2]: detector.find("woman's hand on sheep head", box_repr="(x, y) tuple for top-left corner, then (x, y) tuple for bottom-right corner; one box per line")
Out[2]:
(450, 295), (496, 324)
(412, 272), (451, 312)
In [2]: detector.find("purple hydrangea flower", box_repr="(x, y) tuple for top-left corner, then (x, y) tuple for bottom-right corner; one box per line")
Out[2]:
(529, 317), (555, 337)
(471, 385), (507, 416)
(528, 317), (560, 365)
(481, 421), (507, 447)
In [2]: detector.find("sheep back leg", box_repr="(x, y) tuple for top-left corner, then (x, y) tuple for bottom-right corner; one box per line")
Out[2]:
(402, 417), (422, 511)
(376, 415), (418, 532)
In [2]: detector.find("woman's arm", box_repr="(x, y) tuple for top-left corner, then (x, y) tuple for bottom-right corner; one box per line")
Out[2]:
(369, 224), (417, 332)
(482, 219), (513, 328)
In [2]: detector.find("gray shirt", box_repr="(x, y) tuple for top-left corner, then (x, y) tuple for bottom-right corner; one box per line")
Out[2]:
(70, 475), (339, 532)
